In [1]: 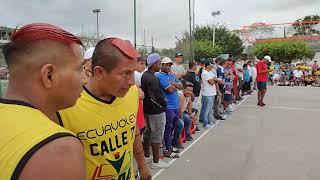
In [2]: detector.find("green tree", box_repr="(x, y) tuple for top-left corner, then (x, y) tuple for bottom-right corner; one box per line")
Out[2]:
(194, 25), (244, 56)
(292, 15), (320, 36)
(193, 40), (222, 60)
(175, 25), (244, 61)
(253, 41), (315, 63)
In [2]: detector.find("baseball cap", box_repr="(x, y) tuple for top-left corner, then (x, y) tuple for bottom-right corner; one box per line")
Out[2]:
(175, 52), (183, 57)
(200, 58), (207, 64)
(162, 57), (173, 64)
(84, 47), (95, 60)
(264, 55), (272, 62)
(205, 61), (212, 67)
(147, 53), (161, 68)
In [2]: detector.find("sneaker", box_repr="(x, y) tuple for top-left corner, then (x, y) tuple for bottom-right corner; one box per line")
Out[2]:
(216, 116), (226, 121)
(223, 110), (231, 115)
(227, 107), (234, 112)
(186, 136), (193, 141)
(145, 156), (153, 163)
(229, 104), (236, 108)
(203, 124), (213, 129)
(195, 125), (201, 132)
(172, 147), (181, 153)
(173, 144), (184, 149)
(151, 159), (170, 169)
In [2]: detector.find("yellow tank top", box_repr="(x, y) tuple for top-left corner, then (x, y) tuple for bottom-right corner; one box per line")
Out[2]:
(58, 86), (138, 180)
(0, 99), (75, 180)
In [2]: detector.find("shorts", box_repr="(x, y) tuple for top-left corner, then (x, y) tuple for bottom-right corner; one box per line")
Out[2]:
(257, 82), (267, 90)
(242, 82), (251, 91)
(224, 94), (233, 102)
(143, 112), (166, 144)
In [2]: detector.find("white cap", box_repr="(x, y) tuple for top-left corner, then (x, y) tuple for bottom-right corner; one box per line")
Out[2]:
(264, 55), (272, 62)
(84, 47), (95, 60)
(161, 57), (173, 64)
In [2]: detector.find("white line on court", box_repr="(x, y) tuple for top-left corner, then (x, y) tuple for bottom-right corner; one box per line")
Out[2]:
(152, 96), (250, 179)
(240, 105), (320, 112)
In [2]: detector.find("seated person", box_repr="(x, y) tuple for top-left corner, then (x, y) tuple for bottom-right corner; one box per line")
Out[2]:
(304, 75), (314, 86)
(178, 82), (195, 142)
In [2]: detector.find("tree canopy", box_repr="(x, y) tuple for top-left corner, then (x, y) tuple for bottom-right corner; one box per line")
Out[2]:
(253, 41), (315, 63)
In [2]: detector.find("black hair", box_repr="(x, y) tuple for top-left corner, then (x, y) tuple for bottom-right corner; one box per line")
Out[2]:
(219, 60), (226, 66)
(137, 56), (146, 62)
(91, 39), (125, 73)
(243, 63), (248, 68)
(215, 57), (223, 64)
(189, 61), (196, 69)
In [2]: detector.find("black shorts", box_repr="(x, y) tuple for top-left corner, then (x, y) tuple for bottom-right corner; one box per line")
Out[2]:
(257, 82), (267, 90)
(242, 82), (251, 91)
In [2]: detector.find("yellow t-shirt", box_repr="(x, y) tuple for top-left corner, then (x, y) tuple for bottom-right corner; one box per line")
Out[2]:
(58, 86), (139, 180)
(0, 99), (75, 180)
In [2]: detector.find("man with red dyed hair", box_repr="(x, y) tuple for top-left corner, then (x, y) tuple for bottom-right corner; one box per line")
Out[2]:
(0, 23), (85, 180)
(56, 38), (152, 180)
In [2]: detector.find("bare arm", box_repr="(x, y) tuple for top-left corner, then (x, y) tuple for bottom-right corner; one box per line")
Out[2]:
(186, 99), (192, 114)
(133, 128), (151, 180)
(171, 81), (184, 90)
(178, 94), (184, 118)
(19, 137), (85, 180)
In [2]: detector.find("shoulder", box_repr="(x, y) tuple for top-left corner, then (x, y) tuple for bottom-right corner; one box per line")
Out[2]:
(18, 136), (85, 180)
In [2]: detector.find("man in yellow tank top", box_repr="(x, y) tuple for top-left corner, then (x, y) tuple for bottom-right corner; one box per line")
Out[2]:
(57, 38), (152, 180)
(0, 23), (85, 180)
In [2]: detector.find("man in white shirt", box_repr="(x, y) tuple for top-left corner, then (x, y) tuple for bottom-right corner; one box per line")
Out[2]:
(293, 68), (304, 78)
(171, 52), (186, 79)
(134, 57), (146, 87)
(200, 61), (217, 129)
(251, 61), (258, 90)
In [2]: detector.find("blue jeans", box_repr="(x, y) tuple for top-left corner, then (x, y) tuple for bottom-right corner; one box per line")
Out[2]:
(164, 109), (184, 150)
(182, 112), (192, 137)
(200, 95), (215, 126)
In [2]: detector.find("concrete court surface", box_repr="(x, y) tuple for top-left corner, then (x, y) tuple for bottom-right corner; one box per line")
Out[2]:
(152, 86), (320, 180)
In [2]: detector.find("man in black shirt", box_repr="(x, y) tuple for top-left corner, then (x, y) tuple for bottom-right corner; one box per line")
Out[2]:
(141, 53), (169, 169)
(184, 61), (201, 131)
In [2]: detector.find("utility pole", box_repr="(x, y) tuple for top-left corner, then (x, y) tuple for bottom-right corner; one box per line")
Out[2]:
(134, 0), (137, 48)
(284, 26), (286, 38)
(92, 8), (101, 40)
(188, 0), (193, 62)
(151, 35), (155, 53)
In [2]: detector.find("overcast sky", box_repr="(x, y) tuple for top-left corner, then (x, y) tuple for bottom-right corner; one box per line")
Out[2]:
(0, 0), (319, 48)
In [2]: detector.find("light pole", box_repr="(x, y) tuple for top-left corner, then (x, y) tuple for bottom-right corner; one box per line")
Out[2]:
(211, 11), (221, 47)
(92, 8), (101, 40)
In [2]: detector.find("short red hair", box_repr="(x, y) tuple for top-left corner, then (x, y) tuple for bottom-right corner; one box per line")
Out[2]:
(11, 23), (83, 46)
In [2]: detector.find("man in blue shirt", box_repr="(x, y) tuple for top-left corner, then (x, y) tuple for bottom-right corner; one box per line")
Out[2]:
(157, 57), (184, 158)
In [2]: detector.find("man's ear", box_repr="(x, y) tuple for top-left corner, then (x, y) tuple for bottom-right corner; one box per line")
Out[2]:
(40, 64), (57, 89)
(93, 66), (106, 80)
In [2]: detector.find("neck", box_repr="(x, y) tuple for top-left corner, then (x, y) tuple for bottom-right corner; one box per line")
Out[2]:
(175, 62), (180, 65)
(6, 81), (56, 119)
(188, 69), (195, 72)
(149, 68), (156, 74)
(86, 78), (114, 102)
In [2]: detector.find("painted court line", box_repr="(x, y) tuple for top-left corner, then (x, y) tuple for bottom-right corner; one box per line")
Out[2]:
(152, 96), (249, 179)
(241, 105), (320, 112)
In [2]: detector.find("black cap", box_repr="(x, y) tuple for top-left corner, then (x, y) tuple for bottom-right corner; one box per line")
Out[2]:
(175, 52), (183, 57)
(205, 61), (212, 67)
(200, 58), (207, 64)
